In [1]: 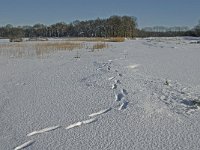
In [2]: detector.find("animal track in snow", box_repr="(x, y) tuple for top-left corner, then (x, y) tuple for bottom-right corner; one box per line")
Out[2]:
(66, 118), (98, 130)
(115, 80), (121, 84)
(112, 84), (117, 89)
(27, 125), (60, 136)
(93, 61), (110, 72)
(96, 68), (103, 71)
(108, 77), (115, 80)
(66, 122), (82, 130)
(141, 76), (200, 115)
(16, 82), (26, 86)
(126, 64), (140, 69)
(14, 140), (35, 150)
(118, 101), (129, 110)
(118, 73), (122, 77)
(82, 118), (98, 124)
(115, 93), (124, 101)
(107, 66), (111, 70)
(160, 89), (200, 115)
(89, 107), (112, 117)
(160, 95), (166, 101)
(121, 89), (128, 95)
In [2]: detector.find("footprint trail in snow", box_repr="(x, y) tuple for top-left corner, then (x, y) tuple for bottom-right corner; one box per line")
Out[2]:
(82, 118), (98, 124)
(118, 101), (129, 110)
(115, 93), (124, 101)
(66, 122), (82, 130)
(27, 125), (60, 136)
(121, 89), (128, 95)
(89, 107), (112, 117)
(112, 84), (117, 89)
(15, 59), (130, 149)
(14, 140), (35, 150)
(66, 118), (98, 130)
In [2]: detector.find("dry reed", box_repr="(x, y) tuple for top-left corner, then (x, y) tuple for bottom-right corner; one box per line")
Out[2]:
(0, 41), (83, 58)
(91, 42), (108, 52)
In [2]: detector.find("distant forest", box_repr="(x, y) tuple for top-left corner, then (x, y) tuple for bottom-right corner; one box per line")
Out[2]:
(0, 15), (200, 39)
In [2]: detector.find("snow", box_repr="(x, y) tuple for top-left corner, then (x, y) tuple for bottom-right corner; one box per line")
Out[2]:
(27, 126), (60, 136)
(0, 39), (9, 43)
(14, 140), (35, 150)
(1, 37), (200, 149)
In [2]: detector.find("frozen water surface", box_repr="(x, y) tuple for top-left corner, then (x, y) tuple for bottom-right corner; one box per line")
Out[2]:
(1, 37), (200, 149)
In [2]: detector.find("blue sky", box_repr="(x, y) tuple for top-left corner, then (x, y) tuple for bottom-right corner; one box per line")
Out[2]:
(0, 0), (200, 28)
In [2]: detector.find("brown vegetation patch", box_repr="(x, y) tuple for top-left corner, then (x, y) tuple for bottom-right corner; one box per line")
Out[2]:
(34, 41), (82, 51)
(0, 41), (83, 58)
(91, 42), (108, 52)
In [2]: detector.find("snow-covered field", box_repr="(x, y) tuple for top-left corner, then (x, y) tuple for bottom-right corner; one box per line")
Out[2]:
(1, 37), (200, 150)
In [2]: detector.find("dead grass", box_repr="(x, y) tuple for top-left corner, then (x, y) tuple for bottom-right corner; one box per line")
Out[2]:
(91, 42), (108, 51)
(0, 41), (82, 51)
(0, 43), (30, 58)
(0, 40), (111, 58)
(0, 41), (83, 58)
(1, 43), (23, 51)
(34, 41), (82, 51)
(34, 41), (83, 57)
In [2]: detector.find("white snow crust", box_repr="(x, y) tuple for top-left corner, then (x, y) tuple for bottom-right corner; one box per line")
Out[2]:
(1, 37), (200, 149)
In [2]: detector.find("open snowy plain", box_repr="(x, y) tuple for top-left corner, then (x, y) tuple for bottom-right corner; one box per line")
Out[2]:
(1, 37), (200, 150)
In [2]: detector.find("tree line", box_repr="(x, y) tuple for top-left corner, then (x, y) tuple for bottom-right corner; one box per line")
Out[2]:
(0, 16), (200, 39)
(0, 16), (137, 39)
(140, 23), (200, 37)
